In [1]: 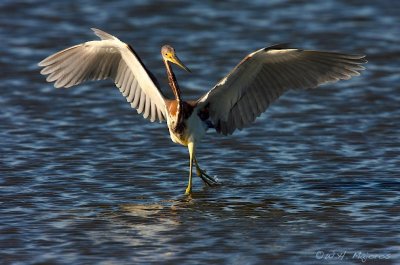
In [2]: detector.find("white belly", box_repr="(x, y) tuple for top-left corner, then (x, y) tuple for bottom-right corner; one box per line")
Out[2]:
(167, 113), (208, 146)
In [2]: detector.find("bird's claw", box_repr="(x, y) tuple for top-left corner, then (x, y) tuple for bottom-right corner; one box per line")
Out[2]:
(196, 168), (220, 187)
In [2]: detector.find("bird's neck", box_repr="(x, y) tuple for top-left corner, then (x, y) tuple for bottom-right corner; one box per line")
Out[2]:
(164, 60), (182, 102)
(164, 60), (185, 129)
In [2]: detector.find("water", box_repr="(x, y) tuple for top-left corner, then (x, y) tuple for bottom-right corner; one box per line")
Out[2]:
(1, 0), (399, 264)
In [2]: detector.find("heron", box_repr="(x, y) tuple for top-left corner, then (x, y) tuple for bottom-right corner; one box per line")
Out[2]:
(38, 28), (366, 194)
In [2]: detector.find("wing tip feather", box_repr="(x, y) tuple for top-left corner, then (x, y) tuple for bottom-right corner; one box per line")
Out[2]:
(91, 28), (118, 41)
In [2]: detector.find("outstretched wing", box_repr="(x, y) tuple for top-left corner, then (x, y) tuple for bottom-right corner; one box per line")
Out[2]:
(197, 45), (367, 135)
(39, 28), (167, 122)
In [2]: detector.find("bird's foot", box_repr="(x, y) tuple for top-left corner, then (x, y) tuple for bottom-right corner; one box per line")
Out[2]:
(185, 186), (192, 195)
(196, 168), (220, 187)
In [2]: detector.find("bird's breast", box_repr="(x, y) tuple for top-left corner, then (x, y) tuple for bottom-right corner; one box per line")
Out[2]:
(166, 103), (208, 147)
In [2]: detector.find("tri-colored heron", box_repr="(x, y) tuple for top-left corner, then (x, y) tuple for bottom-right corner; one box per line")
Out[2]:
(38, 28), (366, 194)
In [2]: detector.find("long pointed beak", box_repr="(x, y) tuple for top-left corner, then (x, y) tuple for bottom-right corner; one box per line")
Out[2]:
(171, 55), (191, 73)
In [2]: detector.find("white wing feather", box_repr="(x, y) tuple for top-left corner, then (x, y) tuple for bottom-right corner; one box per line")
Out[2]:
(38, 28), (167, 122)
(197, 46), (366, 135)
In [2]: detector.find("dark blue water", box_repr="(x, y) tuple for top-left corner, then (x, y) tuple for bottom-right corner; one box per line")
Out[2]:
(1, 1), (399, 264)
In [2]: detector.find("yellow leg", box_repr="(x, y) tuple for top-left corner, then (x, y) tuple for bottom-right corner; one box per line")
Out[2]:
(185, 142), (195, 195)
(194, 157), (202, 176)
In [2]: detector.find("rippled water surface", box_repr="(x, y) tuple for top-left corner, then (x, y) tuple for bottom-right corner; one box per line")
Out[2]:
(1, 0), (399, 264)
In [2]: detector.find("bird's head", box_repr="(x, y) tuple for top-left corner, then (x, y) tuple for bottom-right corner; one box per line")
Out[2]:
(161, 45), (191, 72)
